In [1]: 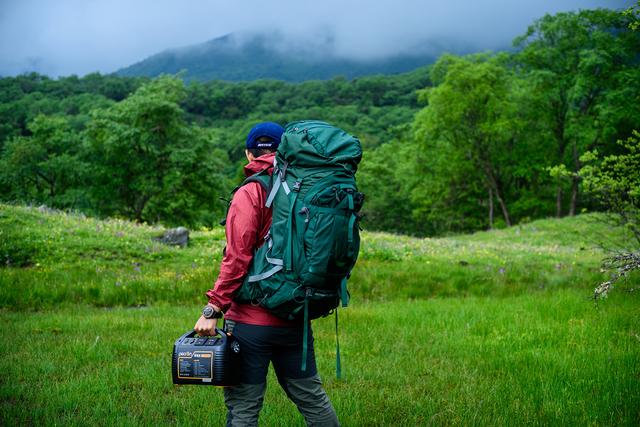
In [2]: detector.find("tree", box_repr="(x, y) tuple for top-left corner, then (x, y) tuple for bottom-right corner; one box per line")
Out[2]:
(0, 115), (87, 208)
(357, 126), (425, 235)
(579, 132), (640, 299)
(515, 9), (640, 217)
(583, 4), (640, 300)
(624, 1), (640, 31)
(413, 54), (530, 229)
(85, 76), (230, 226)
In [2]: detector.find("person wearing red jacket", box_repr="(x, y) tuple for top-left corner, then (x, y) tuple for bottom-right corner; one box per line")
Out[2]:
(194, 122), (339, 427)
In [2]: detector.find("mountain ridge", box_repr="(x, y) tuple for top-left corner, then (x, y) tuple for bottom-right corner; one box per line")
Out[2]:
(116, 32), (476, 82)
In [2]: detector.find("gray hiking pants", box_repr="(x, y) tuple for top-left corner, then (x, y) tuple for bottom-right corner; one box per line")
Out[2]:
(223, 320), (339, 427)
(224, 375), (339, 427)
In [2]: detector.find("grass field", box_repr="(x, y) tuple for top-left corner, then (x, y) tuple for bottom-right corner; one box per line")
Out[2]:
(1, 204), (639, 426)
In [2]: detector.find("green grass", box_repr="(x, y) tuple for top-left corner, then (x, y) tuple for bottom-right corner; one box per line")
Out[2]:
(1, 204), (639, 425)
(0, 293), (638, 426)
(0, 204), (225, 308)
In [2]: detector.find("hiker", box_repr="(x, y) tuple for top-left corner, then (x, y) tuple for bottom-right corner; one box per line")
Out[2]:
(194, 122), (340, 427)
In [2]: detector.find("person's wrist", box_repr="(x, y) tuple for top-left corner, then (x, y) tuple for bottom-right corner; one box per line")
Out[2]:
(207, 302), (221, 312)
(202, 304), (223, 319)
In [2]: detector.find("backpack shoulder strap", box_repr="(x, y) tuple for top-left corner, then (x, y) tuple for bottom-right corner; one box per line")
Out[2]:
(219, 169), (273, 226)
(239, 169), (272, 194)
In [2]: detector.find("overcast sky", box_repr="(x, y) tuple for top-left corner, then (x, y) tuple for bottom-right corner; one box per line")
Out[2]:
(0, 0), (630, 77)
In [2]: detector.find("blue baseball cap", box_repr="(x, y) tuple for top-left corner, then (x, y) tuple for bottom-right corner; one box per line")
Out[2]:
(246, 122), (284, 150)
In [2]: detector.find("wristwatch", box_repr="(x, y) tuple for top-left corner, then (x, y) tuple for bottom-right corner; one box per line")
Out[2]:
(202, 305), (223, 319)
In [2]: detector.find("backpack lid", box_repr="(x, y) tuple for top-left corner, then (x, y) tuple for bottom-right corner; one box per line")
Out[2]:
(278, 121), (362, 172)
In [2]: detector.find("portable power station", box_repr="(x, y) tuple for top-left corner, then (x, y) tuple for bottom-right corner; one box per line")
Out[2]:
(172, 329), (241, 386)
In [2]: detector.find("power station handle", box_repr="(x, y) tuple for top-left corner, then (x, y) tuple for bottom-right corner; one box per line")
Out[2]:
(176, 328), (228, 344)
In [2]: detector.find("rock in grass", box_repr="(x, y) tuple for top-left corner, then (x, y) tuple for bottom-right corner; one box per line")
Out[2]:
(154, 227), (189, 248)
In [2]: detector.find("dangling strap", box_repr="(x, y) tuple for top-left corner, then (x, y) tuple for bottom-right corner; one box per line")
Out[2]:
(335, 309), (342, 380)
(301, 292), (310, 372)
(340, 276), (350, 307)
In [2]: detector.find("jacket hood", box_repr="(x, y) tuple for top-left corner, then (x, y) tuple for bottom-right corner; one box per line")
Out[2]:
(244, 152), (276, 177)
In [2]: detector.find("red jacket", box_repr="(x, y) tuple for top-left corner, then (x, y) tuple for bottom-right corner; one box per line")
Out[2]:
(206, 152), (295, 327)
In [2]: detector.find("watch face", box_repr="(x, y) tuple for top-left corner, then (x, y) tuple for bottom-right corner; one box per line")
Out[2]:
(203, 306), (215, 318)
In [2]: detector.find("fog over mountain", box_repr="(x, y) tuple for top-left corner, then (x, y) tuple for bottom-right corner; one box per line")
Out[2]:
(0, 0), (629, 77)
(116, 31), (480, 81)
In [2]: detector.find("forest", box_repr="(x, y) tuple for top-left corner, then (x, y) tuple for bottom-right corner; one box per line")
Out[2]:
(1, 8), (639, 236)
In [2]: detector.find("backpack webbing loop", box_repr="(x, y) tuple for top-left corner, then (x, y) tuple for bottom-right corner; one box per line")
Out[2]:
(348, 214), (356, 245)
(264, 235), (284, 266)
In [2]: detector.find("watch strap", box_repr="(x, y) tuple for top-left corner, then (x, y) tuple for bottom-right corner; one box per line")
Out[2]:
(202, 305), (223, 319)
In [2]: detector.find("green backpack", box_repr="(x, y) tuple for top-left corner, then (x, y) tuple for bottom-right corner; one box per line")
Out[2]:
(235, 120), (364, 375)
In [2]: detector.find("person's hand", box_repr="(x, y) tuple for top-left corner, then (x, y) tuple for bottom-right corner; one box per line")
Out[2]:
(194, 315), (218, 336)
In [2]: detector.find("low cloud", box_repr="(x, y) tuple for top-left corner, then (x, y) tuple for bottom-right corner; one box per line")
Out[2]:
(0, 0), (628, 77)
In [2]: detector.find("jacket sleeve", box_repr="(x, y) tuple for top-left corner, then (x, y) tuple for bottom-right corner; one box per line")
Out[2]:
(205, 183), (263, 311)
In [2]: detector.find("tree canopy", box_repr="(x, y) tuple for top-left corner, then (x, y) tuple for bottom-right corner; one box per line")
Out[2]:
(0, 8), (638, 235)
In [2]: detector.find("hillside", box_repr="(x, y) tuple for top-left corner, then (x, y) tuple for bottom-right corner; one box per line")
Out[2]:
(0, 203), (631, 309)
(116, 32), (455, 82)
